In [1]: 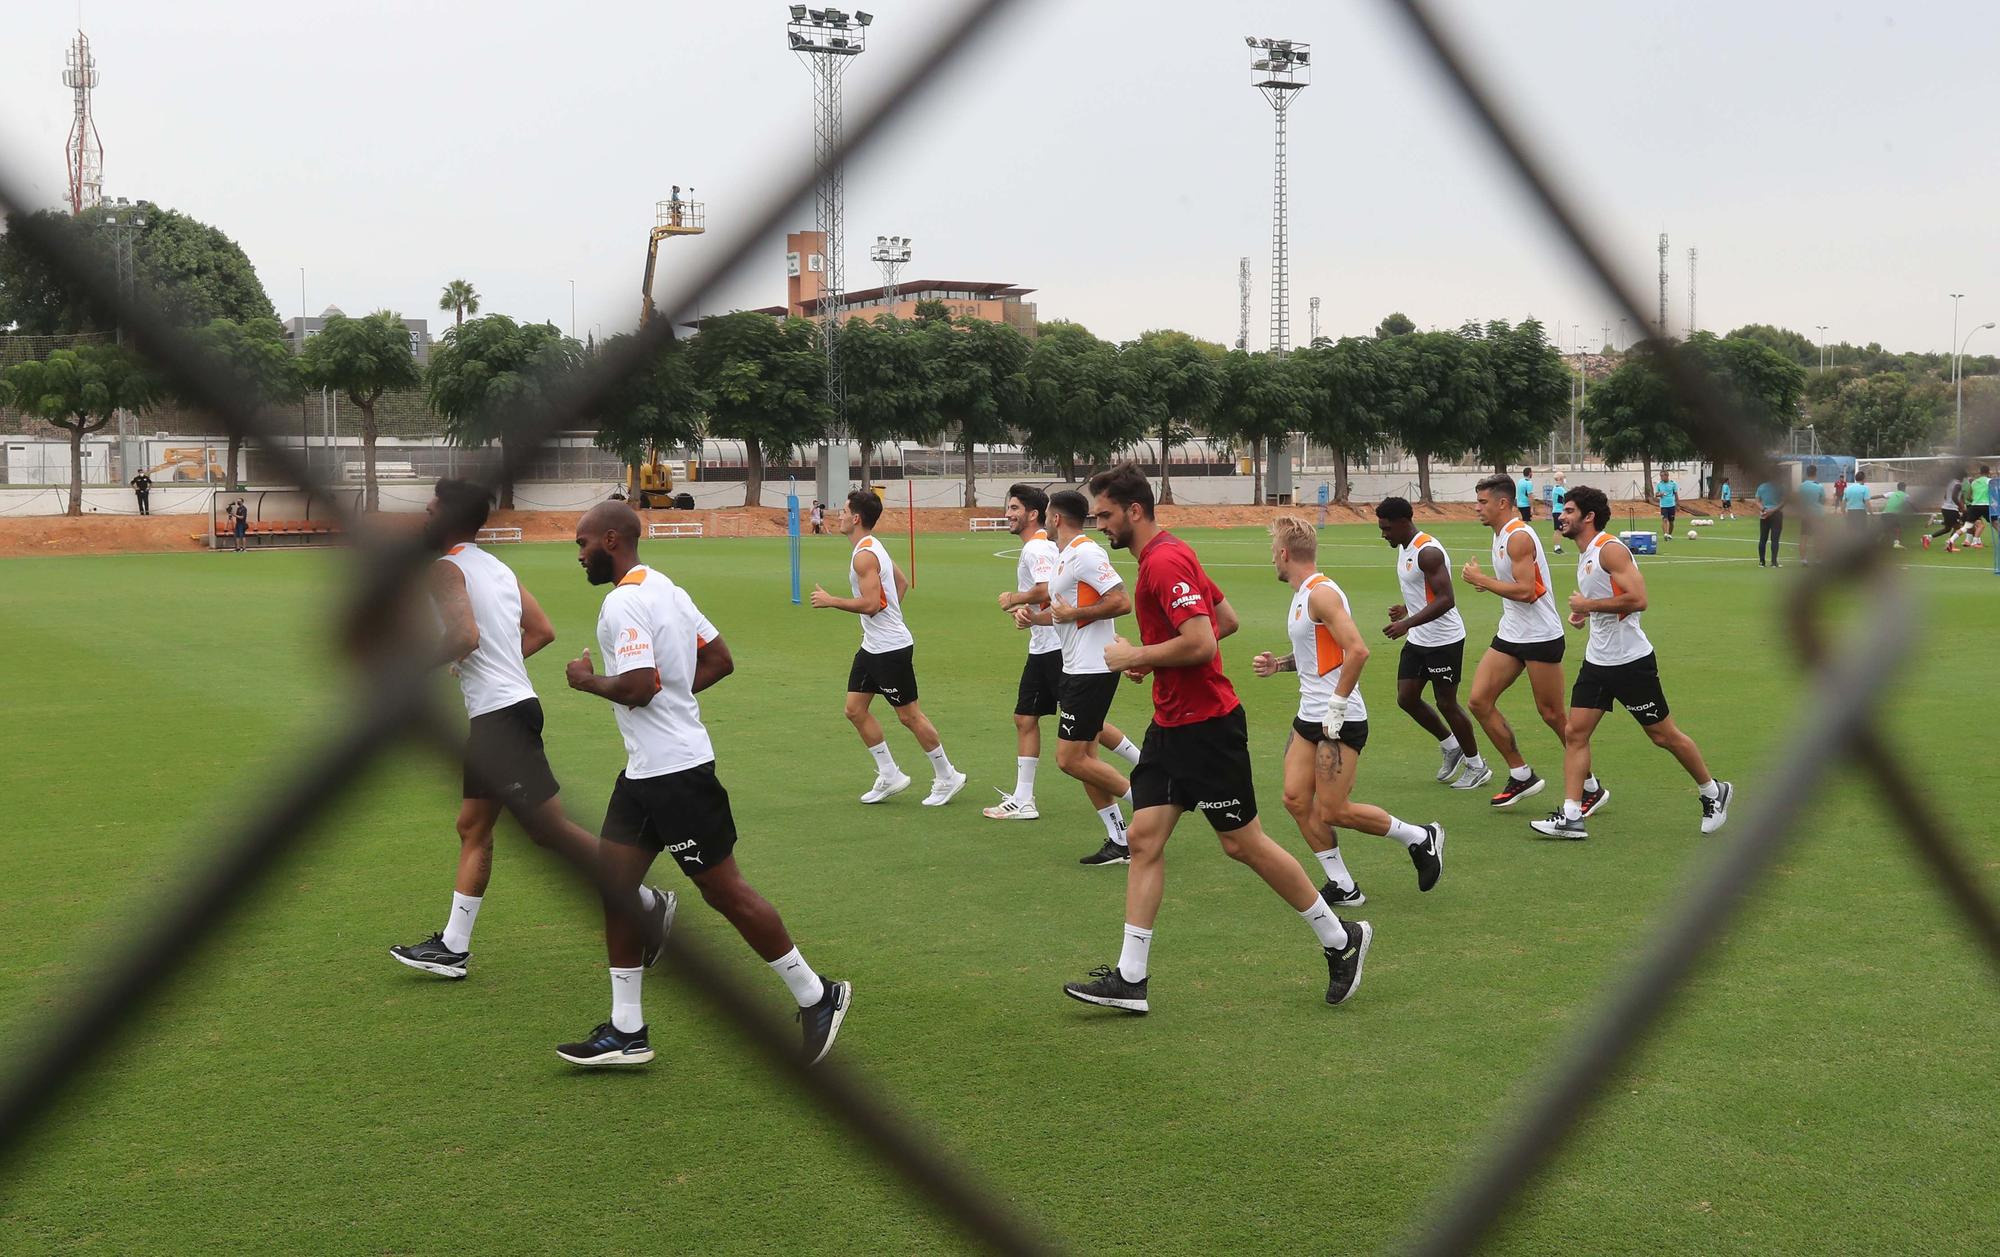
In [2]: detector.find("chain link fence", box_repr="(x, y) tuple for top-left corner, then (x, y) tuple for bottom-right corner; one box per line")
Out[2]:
(3, 2), (1995, 1253)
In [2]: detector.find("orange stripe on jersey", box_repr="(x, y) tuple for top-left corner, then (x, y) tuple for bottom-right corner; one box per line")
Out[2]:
(1413, 532), (1433, 548)
(1032, 530), (1048, 541)
(1314, 623), (1343, 675)
(1303, 574), (1329, 590)
(1077, 582), (1102, 607)
(617, 567), (648, 587)
(1533, 565), (1548, 600)
(446, 543), (467, 555)
(1502, 519), (1524, 536)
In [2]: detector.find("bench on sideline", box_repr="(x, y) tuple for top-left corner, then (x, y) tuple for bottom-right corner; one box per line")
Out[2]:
(475, 526), (523, 544)
(648, 521), (704, 539)
(968, 517), (1010, 532)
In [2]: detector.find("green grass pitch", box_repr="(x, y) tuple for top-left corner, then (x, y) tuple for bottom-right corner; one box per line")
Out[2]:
(2, 516), (1995, 1253)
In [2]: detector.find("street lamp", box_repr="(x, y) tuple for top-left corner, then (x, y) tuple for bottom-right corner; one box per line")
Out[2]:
(1957, 321), (1994, 446)
(1951, 293), (1964, 390)
(1815, 324), (1830, 372)
(869, 234), (911, 309)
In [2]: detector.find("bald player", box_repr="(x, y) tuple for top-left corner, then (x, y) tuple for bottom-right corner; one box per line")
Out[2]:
(562, 500), (850, 1067)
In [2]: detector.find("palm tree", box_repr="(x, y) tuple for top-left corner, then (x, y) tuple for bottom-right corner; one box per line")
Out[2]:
(439, 279), (480, 328)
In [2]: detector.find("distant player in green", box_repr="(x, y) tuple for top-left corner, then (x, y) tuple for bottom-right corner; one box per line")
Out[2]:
(1882, 482), (1912, 549)
(1961, 466), (1992, 549)
(1654, 475), (1680, 539)
(1754, 479), (1784, 567)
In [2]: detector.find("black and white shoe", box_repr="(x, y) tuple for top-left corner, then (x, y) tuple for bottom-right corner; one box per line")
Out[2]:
(1699, 782), (1733, 834)
(1324, 919), (1372, 1006)
(1529, 810), (1588, 840)
(1580, 783), (1611, 818)
(640, 885), (677, 969)
(799, 979), (851, 1066)
(556, 1021), (654, 1067)
(1489, 772), (1544, 808)
(1063, 964), (1150, 1014)
(389, 932), (470, 979)
(1079, 839), (1131, 866)
(1322, 879), (1366, 908)
(1410, 823), (1445, 892)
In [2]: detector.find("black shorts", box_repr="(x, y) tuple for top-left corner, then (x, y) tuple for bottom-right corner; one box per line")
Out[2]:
(1131, 705), (1258, 831)
(1292, 715), (1369, 752)
(1015, 650), (1063, 718)
(1490, 634), (1565, 665)
(1660, 506), (1677, 524)
(1518, 505), (1532, 522)
(848, 645), (919, 707)
(1057, 672), (1121, 742)
(1397, 639), (1464, 686)
(601, 763), (739, 876)
(1571, 653), (1670, 726)
(1970, 504), (1992, 523)
(462, 698), (561, 808)
(1941, 508), (1961, 527)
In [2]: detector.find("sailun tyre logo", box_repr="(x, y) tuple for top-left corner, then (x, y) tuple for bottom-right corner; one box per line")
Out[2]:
(1170, 580), (1201, 611)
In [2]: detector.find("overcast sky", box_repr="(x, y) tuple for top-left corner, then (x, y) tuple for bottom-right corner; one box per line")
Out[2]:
(3, 2), (1993, 358)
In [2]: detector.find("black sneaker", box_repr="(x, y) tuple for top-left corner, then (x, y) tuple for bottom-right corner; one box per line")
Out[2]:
(1409, 823), (1445, 892)
(389, 932), (470, 979)
(1322, 879), (1366, 908)
(1079, 839), (1131, 866)
(640, 885), (677, 969)
(1324, 919), (1372, 1006)
(1529, 810), (1588, 839)
(1489, 772), (1545, 808)
(1062, 964), (1150, 1014)
(555, 1020), (653, 1066)
(798, 979), (851, 1066)
(1580, 783), (1611, 818)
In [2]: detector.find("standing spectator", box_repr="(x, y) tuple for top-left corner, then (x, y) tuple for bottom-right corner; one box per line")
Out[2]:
(130, 471), (153, 516)
(1515, 467), (1535, 522)
(810, 501), (826, 535)
(1718, 477), (1734, 519)
(1654, 471), (1680, 540)
(1754, 477), (1784, 568)
(1841, 472), (1873, 524)
(1796, 466), (1826, 565)
(232, 498), (250, 552)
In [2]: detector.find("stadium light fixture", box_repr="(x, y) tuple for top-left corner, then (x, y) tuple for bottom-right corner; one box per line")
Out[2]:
(790, 4), (807, 17)
(856, 10), (873, 26)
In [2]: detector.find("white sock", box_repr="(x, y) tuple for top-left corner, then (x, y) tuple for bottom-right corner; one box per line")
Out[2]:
(1464, 754), (1486, 770)
(1698, 779), (1720, 799)
(768, 946), (827, 1008)
(610, 967), (645, 1033)
(1014, 756), (1038, 801)
(925, 744), (957, 779)
(1510, 764), (1533, 783)
(1439, 736), (1460, 754)
(1098, 802), (1128, 846)
(1562, 798), (1582, 820)
(1299, 896), (1350, 950)
(1109, 736), (1141, 765)
(441, 892), (481, 953)
(1315, 847), (1355, 891)
(867, 741), (897, 774)
(1584, 775), (1600, 793)
(1385, 816), (1428, 847)
(1118, 923), (1153, 983)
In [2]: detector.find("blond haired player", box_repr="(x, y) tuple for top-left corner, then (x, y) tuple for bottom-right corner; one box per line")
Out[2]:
(811, 489), (966, 807)
(1460, 474), (1607, 817)
(1252, 517), (1444, 908)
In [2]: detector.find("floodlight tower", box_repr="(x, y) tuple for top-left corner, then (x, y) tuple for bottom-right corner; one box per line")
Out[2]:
(1309, 295), (1321, 345)
(1686, 247), (1698, 336)
(789, 5), (870, 503)
(1248, 35), (1309, 501)
(870, 234), (911, 309)
(1236, 257), (1251, 350)
(1657, 231), (1670, 337)
(63, 31), (104, 215)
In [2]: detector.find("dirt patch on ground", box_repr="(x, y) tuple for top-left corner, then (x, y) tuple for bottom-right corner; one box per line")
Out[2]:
(0, 498), (1661, 558)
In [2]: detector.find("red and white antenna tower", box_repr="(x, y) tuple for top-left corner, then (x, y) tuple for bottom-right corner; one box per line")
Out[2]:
(63, 31), (105, 215)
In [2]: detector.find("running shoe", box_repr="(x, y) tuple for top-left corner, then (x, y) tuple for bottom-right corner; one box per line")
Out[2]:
(859, 769), (912, 804)
(1064, 965), (1149, 1014)
(982, 790), (1040, 820)
(556, 1021), (653, 1067)
(1699, 782), (1733, 834)
(1324, 919), (1372, 1006)
(1489, 772), (1545, 808)
(389, 932), (469, 980)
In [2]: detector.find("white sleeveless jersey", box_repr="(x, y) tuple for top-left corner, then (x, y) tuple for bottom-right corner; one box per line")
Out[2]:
(439, 543), (537, 718)
(1288, 573), (1367, 725)
(1491, 519), (1564, 644)
(595, 565), (718, 779)
(1017, 530), (1061, 656)
(1577, 532), (1653, 665)
(1050, 535), (1124, 675)
(1396, 531), (1466, 647)
(850, 534), (914, 653)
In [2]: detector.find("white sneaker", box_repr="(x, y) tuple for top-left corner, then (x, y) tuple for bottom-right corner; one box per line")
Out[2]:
(859, 769), (912, 804)
(1435, 745), (1466, 783)
(922, 769), (968, 807)
(1699, 781), (1733, 834)
(1451, 762), (1495, 791)
(982, 790), (1040, 820)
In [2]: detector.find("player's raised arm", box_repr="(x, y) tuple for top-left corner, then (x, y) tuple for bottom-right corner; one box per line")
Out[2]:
(517, 581), (555, 657)
(429, 559), (478, 666)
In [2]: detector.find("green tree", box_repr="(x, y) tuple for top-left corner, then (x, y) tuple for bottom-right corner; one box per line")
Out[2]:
(1374, 311), (1416, 340)
(1293, 336), (1389, 503)
(426, 314), (582, 510)
(187, 317), (305, 489)
(438, 279), (481, 329)
(689, 312), (827, 506)
(1813, 371), (1948, 458)
(1120, 330), (1222, 505)
(911, 299), (952, 325)
(1725, 323), (1819, 370)
(0, 204), (273, 335)
(1468, 318), (1568, 472)
(589, 331), (706, 484)
(2, 344), (160, 516)
(1378, 330), (1493, 504)
(1580, 349), (1684, 491)
(1207, 350), (1306, 505)
(1582, 331), (1805, 493)
(298, 310), (424, 511)
(921, 316), (1028, 507)
(841, 314), (940, 485)
(1018, 321), (1140, 482)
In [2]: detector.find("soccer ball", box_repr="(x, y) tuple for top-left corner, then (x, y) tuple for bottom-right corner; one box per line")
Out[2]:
(1688, 528), (1699, 540)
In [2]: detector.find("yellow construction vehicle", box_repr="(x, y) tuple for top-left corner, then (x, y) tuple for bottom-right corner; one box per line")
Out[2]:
(626, 189), (705, 506)
(147, 447), (228, 482)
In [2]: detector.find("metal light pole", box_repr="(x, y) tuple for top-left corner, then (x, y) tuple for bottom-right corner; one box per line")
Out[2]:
(1951, 293), (1964, 391)
(1248, 34), (1309, 502)
(1957, 321), (1994, 447)
(100, 197), (147, 482)
(869, 234), (911, 310)
(1815, 324), (1830, 372)
(791, 5), (870, 505)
